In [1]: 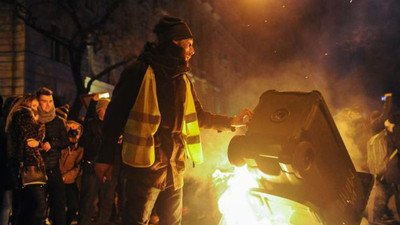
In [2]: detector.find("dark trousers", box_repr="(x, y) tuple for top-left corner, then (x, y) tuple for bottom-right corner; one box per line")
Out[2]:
(79, 156), (124, 225)
(78, 163), (100, 225)
(46, 168), (66, 225)
(98, 172), (120, 224)
(122, 178), (183, 225)
(10, 189), (22, 225)
(65, 183), (79, 225)
(20, 184), (47, 225)
(373, 178), (400, 222)
(98, 152), (125, 224)
(0, 190), (12, 225)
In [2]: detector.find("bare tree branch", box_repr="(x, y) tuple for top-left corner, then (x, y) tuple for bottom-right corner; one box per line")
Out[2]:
(10, 0), (134, 119)
(26, 0), (52, 9)
(65, 0), (83, 30)
(84, 0), (123, 34)
(67, 0), (125, 49)
(85, 55), (136, 92)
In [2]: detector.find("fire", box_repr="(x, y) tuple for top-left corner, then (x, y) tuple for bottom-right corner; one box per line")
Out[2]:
(213, 166), (294, 225)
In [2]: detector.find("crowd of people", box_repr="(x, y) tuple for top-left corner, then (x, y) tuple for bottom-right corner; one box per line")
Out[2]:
(0, 15), (254, 225)
(0, 88), (125, 225)
(16, 14), (400, 225)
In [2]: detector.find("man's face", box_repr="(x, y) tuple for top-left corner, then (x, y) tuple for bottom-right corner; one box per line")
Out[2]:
(173, 38), (195, 62)
(66, 123), (81, 143)
(38, 95), (54, 113)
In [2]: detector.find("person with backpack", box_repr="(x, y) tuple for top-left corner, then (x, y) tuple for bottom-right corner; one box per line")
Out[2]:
(367, 94), (400, 223)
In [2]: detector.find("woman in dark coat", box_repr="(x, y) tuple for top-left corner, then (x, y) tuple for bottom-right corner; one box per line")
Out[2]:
(5, 94), (47, 225)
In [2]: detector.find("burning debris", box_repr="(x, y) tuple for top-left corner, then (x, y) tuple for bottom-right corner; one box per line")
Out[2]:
(219, 90), (373, 225)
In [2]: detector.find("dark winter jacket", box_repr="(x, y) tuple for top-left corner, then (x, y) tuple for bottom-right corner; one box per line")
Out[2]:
(8, 107), (45, 167)
(60, 145), (83, 184)
(370, 96), (392, 135)
(0, 117), (8, 189)
(1, 115), (14, 190)
(41, 116), (70, 169)
(80, 117), (103, 162)
(98, 42), (233, 190)
(1, 96), (21, 189)
(384, 125), (400, 184)
(7, 107), (46, 188)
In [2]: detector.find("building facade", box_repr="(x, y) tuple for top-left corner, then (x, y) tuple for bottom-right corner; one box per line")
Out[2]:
(0, 2), (25, 97)
(0, 0), (249, 115)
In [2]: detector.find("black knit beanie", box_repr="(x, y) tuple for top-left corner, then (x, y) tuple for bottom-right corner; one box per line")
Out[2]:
(153, 16), (193, 43)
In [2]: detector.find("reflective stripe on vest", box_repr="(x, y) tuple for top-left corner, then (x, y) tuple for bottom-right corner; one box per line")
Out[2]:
(122, 66), (203, 167)
(122, 67), (161, 167)
(182, 75), (203, 165)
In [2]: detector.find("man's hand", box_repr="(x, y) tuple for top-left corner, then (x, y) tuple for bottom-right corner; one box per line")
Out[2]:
(384, 93), (393, 98)
(118, 135), (123, 145)
(231, 108), (253, 127)
(26, 139), (39, 148)
(94, 163), (113, 183)
(42, 142), (51, 152)
(385, 119), (395, 133)
(92, 93), (100, 101)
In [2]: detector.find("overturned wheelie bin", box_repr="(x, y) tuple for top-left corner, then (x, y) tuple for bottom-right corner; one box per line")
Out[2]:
(227, 90), (373, 225)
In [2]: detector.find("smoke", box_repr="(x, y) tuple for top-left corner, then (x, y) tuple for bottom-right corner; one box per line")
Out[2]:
(182, 1), (400, 224)
(182, 129), (235, 225)
(220, 0), (399, 174)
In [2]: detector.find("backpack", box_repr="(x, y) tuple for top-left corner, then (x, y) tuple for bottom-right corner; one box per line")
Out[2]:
(367, 130), (388, 175)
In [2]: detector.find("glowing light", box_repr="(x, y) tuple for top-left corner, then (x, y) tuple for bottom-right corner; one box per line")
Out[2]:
(215, 166), (293, 225)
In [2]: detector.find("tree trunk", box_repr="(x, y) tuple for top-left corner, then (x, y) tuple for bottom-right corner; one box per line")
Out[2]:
(68, 48), (87, 120)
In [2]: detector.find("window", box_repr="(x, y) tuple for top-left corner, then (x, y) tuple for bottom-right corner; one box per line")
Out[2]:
(50, 25), (69, 64)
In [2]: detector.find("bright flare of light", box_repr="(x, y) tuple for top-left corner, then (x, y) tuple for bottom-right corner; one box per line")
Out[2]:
(214, 166), (293, 225)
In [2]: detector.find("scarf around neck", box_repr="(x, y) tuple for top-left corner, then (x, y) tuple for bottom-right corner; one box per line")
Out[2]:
(138, 42), (190, 79)
(38, 106), (56, 124)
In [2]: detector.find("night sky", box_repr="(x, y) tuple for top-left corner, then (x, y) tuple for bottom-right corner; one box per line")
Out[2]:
(230, 0), (400, 112)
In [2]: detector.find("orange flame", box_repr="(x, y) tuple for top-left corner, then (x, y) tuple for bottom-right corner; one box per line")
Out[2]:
(214, 166), (293, 225)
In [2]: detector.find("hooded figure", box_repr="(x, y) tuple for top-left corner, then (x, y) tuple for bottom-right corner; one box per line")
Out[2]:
(60, 120), (83, 184)
(60, 120), (83, 225)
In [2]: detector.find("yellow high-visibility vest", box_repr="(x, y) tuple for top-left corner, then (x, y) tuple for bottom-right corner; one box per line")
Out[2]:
(182, 74), (203, 165)
(122, 66), (203, 167)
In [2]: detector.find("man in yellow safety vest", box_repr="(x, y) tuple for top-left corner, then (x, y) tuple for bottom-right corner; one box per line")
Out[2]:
(95, 15), (252, 225)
